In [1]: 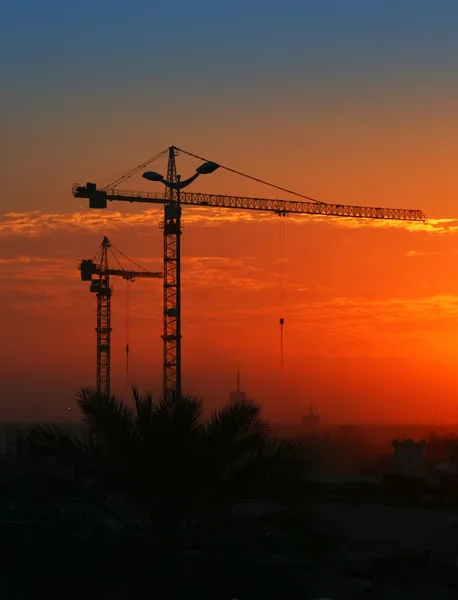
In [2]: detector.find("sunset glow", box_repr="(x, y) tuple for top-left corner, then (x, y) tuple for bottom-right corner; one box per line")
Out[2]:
(2, 1), (458, 424)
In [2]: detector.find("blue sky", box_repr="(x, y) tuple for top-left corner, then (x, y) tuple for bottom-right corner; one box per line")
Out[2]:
(2, 0), (458, 212)
(2, 0), (457, 104)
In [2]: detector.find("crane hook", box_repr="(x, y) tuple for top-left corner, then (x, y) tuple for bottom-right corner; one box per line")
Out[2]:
(279, 318), (284, 366)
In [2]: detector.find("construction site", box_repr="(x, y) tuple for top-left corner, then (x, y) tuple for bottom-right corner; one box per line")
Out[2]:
(73, 145), (426, 402)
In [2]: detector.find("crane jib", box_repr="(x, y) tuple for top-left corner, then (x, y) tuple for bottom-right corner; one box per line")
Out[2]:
(73, 184), (426, 222)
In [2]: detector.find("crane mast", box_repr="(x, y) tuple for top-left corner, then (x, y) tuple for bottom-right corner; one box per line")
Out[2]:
(89, 237), (111, 398)
(96, 280), (111, 398)
(162, 148), (182, 397)
(73, 146), (426, 399)
(79, 236), (162, 398)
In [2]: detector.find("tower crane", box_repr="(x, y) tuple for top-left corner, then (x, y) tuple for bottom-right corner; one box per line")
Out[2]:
(73, 146), (426, 399)
(79, 236), (163, 398)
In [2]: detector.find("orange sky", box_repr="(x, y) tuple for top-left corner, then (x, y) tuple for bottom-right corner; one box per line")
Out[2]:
(3, 3), (458, 425)
(3, 127), (458, 424)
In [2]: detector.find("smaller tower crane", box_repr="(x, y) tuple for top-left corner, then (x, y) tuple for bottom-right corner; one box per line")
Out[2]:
(79, 236), (163, 398)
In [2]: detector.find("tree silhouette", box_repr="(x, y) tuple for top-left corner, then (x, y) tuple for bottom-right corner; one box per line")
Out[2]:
(15, 387), (328, 599)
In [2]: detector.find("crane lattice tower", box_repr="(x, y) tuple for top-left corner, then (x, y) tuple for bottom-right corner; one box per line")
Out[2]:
(79, 236), (162, 397)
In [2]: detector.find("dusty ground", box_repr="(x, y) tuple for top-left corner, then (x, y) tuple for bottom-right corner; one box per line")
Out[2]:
(307, 502), (458, 599)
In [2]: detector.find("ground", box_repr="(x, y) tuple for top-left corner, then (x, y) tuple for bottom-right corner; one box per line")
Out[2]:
(307, 502), (458, 599)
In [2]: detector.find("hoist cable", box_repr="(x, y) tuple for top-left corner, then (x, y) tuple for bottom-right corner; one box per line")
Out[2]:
(176, 146), (326, 205)
(125, 281), (130, 386)
(279, 217), (286, 367)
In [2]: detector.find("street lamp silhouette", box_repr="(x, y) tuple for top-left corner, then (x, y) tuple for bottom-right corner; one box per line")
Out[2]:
(142, 160), (219, 188)
(142, 159), (219, 400)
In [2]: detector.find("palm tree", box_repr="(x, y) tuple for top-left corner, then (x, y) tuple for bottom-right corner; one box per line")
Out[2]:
(17, 388), (329, 599)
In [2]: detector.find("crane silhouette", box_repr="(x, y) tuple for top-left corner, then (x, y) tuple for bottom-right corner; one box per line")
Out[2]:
(79, 236), (162, 398)
(74, 145), (426, 399)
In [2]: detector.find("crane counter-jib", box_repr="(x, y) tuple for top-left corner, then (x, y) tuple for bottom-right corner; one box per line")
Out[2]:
(72, 183), (426, 222)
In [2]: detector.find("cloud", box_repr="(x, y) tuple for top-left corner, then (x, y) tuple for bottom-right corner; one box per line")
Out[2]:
(352, 217), (458, 234)
(283, 294), (458, 354)
(0, 207), (455, 238)
(0, 250), (310, 321)
(291, 294), (458, 320)
(181, 292), (458, 337)
(0, 255), (74, 280)
(183, 256), (277, 291)
(0, 256), (61, 265)
(1, 244), (457, 368)
(407, 249), (444, 257)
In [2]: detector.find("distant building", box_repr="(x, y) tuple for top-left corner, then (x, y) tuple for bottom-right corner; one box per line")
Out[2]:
(448, 440), (458, 464)
(0, 422), (87, 457)
(429, 437), (458, 476)
(392, 439), (426, 477)
(301, 403), (321, 434)
(229, 370), (247, 405)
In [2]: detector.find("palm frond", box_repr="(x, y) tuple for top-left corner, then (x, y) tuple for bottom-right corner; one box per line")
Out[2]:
(132, 385), (153, 419)
(76, 388), (138, 458)
(152, 392), (204, 439)
(205, 399), (270, 443)
(132, 385), (154, 441)
(17, 385), (325, 598)
(208, 439), (311, 508)
(25, 424), (89, 461)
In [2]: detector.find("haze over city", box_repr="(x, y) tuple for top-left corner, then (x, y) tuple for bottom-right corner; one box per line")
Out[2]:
(2, 0), (458, 424)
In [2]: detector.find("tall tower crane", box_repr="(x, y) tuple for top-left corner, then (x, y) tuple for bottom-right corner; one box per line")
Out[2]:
(73, 146), (426, 399)
(79, 236), (163, 398)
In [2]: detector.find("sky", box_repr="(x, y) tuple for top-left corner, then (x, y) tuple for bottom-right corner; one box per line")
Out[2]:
(2, 0), (458, 424)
